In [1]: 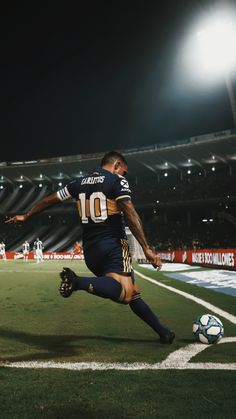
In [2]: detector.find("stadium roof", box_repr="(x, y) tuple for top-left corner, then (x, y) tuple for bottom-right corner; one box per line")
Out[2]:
(0, 129), (235, 184)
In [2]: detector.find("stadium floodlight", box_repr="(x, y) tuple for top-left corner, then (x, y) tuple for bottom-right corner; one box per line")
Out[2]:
(196, 16), (236, 126)
(183, 9), (236, 126)
(196, 19), (236, 76)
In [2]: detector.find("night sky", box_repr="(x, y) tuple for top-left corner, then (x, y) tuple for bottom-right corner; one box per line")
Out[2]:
(0, 1), (235, 162)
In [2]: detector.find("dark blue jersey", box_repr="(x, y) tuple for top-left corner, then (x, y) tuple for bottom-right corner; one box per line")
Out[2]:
(57, 167), (131, 248)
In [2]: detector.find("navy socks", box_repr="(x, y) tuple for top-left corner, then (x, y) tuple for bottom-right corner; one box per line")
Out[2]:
(72, 274), (168, 337)
(129, 297), (169, 337)
(73, 275), (123, 302)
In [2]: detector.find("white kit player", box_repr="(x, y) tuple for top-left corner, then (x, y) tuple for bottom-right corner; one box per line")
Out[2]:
(33, 238), (44, 263)
(22, 240), (30, 261)
(0, 241), (7, 261)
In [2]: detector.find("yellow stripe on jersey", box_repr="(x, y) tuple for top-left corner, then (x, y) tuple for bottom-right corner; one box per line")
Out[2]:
(77, 198), (121, 218)
(107, 199), (120, 215)
(76, 200), (91, 217)
(77, 200), (82, 217)
(94, 197), (101, 217)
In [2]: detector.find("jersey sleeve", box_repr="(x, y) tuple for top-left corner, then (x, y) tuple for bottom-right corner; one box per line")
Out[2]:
(113, 176), (132, 202)
(56, 180), (78, 201)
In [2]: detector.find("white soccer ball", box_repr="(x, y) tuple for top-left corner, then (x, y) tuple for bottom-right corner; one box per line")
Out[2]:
(193, 314), (224, 344)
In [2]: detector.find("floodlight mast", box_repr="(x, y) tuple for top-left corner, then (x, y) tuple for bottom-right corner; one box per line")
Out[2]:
(225, 74), (236, 127)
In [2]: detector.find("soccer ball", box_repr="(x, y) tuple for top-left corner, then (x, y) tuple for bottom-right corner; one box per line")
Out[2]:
(193, 314), (224, 344)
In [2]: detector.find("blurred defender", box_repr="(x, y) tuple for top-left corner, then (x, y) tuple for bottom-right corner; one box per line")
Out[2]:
(71, 241), (83, 260)
(22, 240), (30, 262)
(0, 241), (7, 261)
(33, 238), (44, 263)
(6, 151), (175, 344)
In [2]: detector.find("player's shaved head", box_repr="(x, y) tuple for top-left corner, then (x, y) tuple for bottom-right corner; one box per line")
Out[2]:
(101, 151), (127, 167)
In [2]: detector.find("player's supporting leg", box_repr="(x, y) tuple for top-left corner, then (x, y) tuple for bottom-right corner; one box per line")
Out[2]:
(129, 293), (175, 343)
(59, 268), (124, 302)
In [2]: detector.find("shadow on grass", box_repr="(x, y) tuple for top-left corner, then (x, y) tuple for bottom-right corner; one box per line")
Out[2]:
(178, 338), (194, 344)
(0, 327), (161, 362)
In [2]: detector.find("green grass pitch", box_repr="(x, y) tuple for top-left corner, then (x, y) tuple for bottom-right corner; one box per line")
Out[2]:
(0, 260), (236, 418)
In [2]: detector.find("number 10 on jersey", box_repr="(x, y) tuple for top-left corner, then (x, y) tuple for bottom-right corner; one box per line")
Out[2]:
(78, 192), (108, 223)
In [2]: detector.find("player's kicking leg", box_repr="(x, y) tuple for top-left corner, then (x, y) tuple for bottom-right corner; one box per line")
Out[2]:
(59, 268), (124, 302)
(59, 267), (175, 344)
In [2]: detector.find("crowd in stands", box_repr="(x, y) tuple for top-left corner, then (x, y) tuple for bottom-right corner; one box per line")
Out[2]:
(143, 216), (236, 250)
(129, 171), (235, 205)
(0, 169), (235, 251)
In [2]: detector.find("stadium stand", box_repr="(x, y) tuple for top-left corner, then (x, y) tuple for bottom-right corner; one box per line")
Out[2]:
(0, 129), (236, 251)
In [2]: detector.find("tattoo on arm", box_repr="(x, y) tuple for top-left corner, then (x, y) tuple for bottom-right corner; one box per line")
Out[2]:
(118, 200), (149, 250)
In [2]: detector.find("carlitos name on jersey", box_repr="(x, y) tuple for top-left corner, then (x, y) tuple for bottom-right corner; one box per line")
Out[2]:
(81, 176), (105, 185)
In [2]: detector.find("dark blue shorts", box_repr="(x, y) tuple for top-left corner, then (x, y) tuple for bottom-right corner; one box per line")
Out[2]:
(84, 238), (133, 277)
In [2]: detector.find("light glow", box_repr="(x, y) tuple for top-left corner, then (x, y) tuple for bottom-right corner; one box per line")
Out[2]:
(196, 19), (236, 75)
(182, 8), (236, 83)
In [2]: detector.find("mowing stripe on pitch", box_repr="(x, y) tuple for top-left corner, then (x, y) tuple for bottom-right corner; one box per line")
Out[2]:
(134, 269), (236, 325)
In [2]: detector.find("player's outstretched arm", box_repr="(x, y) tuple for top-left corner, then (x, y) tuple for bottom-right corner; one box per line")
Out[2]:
(5, 193), (60, 223)
(118, 200), (162, 270)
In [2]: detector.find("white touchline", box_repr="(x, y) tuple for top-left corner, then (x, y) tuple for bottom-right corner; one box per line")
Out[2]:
(0, 337), (236, 370)
(0, 268), (235, 372)
(134, 270), (236, 325)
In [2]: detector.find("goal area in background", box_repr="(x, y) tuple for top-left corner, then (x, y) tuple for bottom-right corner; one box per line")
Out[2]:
(125, 227), (146, 263)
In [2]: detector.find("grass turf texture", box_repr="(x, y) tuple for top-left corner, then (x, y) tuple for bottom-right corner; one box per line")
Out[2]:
(1, 370), (236, 419)
(0, 260), (236, 418)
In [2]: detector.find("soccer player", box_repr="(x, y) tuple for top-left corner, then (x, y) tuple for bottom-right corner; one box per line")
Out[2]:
(0, 241), (7, 261)
(33, 238), (44, 263)
(71, 241), (82, 260)
(6, 151), (175, 343)
(22, 240), (30, 262)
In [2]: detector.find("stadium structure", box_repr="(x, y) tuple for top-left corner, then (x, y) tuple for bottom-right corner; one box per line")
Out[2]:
(0, 129), (236, 260)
